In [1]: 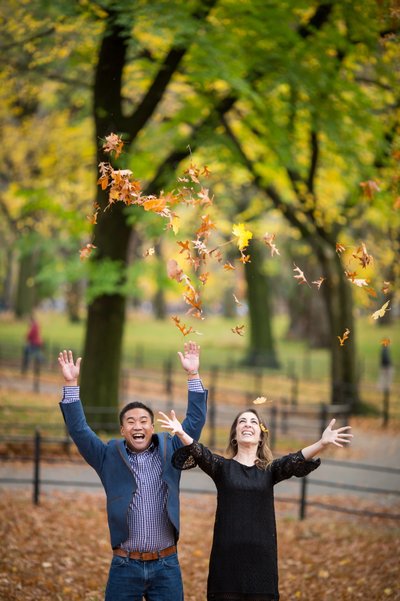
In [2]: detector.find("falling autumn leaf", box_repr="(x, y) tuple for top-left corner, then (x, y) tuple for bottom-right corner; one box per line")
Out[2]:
(371, 300), (390, 320)
(231, 324), (245, 336)
(351, 278), (369, 288)
(312, 277), (325, 290)
(353, 242), (373, 269)
(171, 315), (194, 336)
(336, 243), (346, 254)
(232, 223), (253, 251)
(167, 259), (183, 282)
(293, 264), (310, 287)
(171, 315), (202, 336)
(199, 272), (209, 285)
(338, 328), (350, 346)
(380, 338), (391, 347)
(232, 293), (242, 305)
(143, 196), (167, 213)
(143, 247), (155, 258)
(263, 232), (280, 256)
(79, 243), (96, 261)
(224, 262), (236, 271)
(382, 281), (391, 294)
(102, 132), (124, 158)
(253, 396), (268, 405)
(359, 180), (380, 199)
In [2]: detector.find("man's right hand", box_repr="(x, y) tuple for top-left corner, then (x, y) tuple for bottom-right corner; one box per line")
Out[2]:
(58, 350), (81, 385)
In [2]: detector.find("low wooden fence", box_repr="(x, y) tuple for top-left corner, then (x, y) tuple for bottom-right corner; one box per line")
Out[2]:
(0, 431), (399, 522)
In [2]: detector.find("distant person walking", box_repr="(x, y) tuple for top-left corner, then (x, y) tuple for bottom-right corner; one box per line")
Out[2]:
(379, 344), (393, 393)
(22, 314), (43, 373)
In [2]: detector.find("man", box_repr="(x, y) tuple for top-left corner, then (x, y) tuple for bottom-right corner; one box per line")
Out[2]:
(58, 341), (207, 601)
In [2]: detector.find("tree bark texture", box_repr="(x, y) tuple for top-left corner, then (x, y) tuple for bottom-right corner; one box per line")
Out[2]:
(243, 240), (280, 368)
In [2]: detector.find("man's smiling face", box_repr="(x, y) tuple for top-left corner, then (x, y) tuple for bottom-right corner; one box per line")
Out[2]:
(120, 408), (154, 452)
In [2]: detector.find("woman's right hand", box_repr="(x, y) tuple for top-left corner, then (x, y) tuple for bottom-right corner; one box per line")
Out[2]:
(157, 410), (184, 436)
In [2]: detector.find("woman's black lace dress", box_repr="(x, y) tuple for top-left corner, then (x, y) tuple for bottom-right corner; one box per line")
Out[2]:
(173, 442), (320, 601)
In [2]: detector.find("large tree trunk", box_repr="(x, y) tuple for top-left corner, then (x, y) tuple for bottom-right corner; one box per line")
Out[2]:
(319, 249), (359, 409)
(14, 251), (37, 318)
(79, 16), (131, 427)
(242, 240), (280, 368)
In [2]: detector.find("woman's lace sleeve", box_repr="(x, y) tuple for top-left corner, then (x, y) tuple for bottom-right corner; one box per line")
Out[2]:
(172, 441), (222, 478)
(270, 450), (321, 485)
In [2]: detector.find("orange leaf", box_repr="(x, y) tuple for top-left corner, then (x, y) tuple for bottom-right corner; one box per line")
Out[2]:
(352, 242), (372, 269)
(380, 338), (391, 347)
(79, 243), (96, 261)
(143, 196), (167, 213)
(338, 328), (350, 346)
(360, 180), (380, 199)
(102, 132), (124, 158)
(171, 316), (194, 336)
(231, 324), (245, 336)
(224, 262), (236, 271)
(177, 240), (191, 255)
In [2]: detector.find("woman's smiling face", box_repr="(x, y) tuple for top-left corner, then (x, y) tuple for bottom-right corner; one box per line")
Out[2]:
(236, 411), (261, 446)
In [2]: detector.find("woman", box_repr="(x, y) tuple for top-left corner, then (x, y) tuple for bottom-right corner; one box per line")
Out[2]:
(158, 408), (352, 601)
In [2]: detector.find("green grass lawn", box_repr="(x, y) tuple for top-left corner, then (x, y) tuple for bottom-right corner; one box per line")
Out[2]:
(1, 310), (398, 383)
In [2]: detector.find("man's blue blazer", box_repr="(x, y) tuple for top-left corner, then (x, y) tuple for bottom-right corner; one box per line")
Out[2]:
(60, 389), (207, 549)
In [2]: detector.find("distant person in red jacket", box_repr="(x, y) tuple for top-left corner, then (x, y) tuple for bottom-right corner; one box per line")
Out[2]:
(22, 314), (43, 373)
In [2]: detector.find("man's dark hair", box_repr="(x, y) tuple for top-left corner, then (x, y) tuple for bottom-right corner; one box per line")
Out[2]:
(119, 401), (154, 425)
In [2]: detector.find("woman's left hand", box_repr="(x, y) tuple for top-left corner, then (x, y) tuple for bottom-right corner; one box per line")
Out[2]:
(321, 418), (353, 447)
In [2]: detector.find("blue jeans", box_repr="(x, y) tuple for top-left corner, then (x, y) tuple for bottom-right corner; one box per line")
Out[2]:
(105, 553), (184, 601)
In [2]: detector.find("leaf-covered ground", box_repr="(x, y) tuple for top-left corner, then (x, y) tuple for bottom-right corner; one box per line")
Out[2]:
(0, 491), (399, 601)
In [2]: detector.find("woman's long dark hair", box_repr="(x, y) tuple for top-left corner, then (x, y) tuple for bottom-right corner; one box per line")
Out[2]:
(226, 408), (273, 470)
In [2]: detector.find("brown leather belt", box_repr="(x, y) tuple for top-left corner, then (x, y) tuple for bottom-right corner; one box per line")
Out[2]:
(113, 544), (177, 561)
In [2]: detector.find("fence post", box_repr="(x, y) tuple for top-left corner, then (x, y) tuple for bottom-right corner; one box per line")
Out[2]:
(33, 429), (41, 505)
(299, 477), (308, 520)
(320, 404), (328, 437)
(135, 345), (144, 368)
(254, 368), (263, 397)
(164, 358), (173, 412)
(290, 375), (298, 407)
(33, 356), (41, 393)
(281, 399), (288, 435)
(382, 389), (390, 427)
(269, 405), (277, 451)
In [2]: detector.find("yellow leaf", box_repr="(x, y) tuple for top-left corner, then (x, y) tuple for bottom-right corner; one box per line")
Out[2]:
(232, 223), (253, 251)
(253, 396), (267, 405)
(371, 300), (390, 320)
